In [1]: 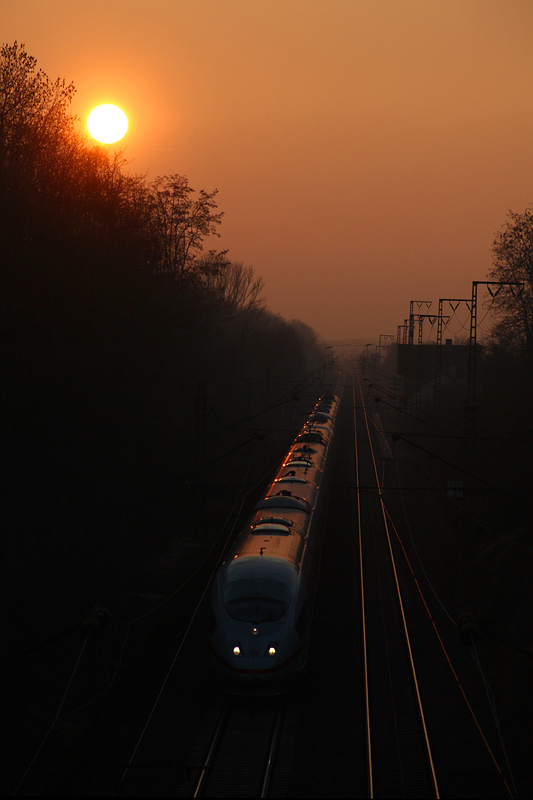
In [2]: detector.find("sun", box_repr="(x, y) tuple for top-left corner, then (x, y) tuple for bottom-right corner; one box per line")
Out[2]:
(87, 104), (128, 144)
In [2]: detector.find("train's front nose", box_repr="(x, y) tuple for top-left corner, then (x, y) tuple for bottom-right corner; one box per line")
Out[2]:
(228, 627), (282, 669)
(213, 627), (290, 694)
(210, 610), (296, 691)
(210, 559), (301, 692)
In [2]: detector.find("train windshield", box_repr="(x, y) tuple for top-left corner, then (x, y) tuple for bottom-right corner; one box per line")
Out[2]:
(224, 579), (291, 623)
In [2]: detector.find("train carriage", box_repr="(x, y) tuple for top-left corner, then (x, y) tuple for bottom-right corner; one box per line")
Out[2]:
(209, 392), (340, 693)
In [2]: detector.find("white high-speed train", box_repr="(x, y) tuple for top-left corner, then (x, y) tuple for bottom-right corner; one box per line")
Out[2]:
(209, 392), (340, 693)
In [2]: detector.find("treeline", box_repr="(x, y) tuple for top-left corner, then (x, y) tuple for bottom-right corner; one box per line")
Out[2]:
(0, 42), (323, 638)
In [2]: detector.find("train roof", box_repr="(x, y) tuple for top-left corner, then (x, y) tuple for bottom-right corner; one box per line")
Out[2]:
(279, 460), (322, 481)
(224, 556), (300, 593)
(228, 537), (305, 573)
(267, 476), (319, 508)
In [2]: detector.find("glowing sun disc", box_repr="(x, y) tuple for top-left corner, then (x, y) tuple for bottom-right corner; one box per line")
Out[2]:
(87, 104), (128, 144)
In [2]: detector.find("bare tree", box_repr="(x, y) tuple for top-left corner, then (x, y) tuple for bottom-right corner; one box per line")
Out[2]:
(488, 207), (533, 360)
(197, 251), (265, 316)
(147, 174), (223, 286)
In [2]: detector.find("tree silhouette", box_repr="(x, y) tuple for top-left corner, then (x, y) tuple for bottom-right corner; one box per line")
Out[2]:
(488, 207), (533, 361)
(0, 40), (325, 660)
(147, 174), (223, 287)
(197, 251), (266, 317)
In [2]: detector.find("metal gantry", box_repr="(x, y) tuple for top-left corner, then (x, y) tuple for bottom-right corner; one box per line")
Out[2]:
(433, 298), (470, 424)
(410, 313), (438, 417)
(408, 300), (432, 345)
(379, 334), (395, 359)
(398, 282), (525, 439)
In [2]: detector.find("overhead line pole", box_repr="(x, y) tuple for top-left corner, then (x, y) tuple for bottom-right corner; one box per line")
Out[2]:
(467, 280), (524, 441)
(408, 300), (432, 345)
(433, 298), (470, 425)
(379, 334), (395, 359)
(409, 313), (439, 417)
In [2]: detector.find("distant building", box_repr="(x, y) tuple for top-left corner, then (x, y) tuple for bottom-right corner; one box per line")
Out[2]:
(395, 339), (482, 420)
(396, 339), (476, 383)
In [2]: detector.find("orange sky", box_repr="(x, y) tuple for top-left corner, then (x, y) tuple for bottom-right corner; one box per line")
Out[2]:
(4, 0), (533, 342)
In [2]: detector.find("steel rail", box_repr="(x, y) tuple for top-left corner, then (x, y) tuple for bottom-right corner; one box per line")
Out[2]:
(352, 375), (374, 798)
(192, 697), (285, 798)
(358, 376), (440, 799)
(260, 696), (286, 798)
(192, 702), (228, 798)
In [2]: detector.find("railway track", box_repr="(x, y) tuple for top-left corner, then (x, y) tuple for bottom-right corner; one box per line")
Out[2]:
(354, 375), (440, 798)
(178, 376), (514, 798)
(177, 694), (288, 798)
(34, 375), (518, 798)
(352, 372), (519, 799)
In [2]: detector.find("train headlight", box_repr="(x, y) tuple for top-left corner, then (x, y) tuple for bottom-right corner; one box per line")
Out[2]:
(233, 645), (241, 656)
(267, 644), (277, 656)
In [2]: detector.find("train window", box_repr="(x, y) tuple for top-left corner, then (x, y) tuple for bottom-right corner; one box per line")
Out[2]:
(255, 496), (311, 513)
(224, 579), (291, 623)
(254, 516), (293, 526)
(250, 523), (291, 535)
(297, 433), (325, 444)
(309, 413), (332, 422)
(285, 459), (312, 468)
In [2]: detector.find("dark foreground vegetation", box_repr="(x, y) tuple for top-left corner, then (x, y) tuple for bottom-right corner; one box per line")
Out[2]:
(0, 43), (326, 793)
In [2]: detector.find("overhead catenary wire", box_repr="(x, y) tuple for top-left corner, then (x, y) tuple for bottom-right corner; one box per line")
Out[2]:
(12, 636), (89, 796)
(365, 440), (517, 797)
(371, 372), (533, 657)
(113, 383), (343, 794)
(111, 462), (256, 796)
(24, 448), (283, 750)
(392, 458), (456, 626)
(358, 377), (441, 796)
(360, 374), (521, 797)
(393, 449), (533, 642)
(468, 638), (520, 799)
(218, 369), (322, 431)
(7, 408), (304, 789)
(382, 493), (517, 800)
(396, 434), (533, 511)
(120, 442), (287, 628)
(402, 448), (533, 556)
(366, 377), (533, 444)
(8, 373), (325, 722)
